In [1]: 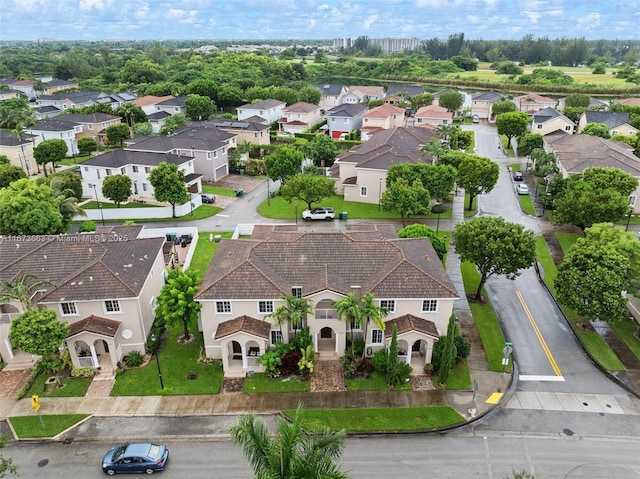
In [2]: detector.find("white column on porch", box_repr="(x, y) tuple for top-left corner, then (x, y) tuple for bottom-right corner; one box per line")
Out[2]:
(89, 344), (99, 368)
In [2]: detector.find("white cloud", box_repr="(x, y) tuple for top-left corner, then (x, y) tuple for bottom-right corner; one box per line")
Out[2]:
(576, 12), (601, 28)
(363, 14), (377, 30)
(522, 11), (541, 24)
(466, 15), (482, 25)
(79, 0), (105, 12)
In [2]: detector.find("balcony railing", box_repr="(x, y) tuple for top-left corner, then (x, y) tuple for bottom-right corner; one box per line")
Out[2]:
(315, 309), (338, 320)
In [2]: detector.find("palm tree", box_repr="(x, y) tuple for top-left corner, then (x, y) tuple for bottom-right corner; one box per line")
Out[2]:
(333, 292), (365, 355)
(0, 272), (56, 311)
(229, 402), (350, 479)
(359, 293), (388, 358)
(49, 175), (86, 228)
(422, 139), (448, 162)
(266, 295), (312, 339)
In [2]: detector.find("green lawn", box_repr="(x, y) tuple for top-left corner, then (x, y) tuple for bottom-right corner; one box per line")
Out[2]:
(82, 200), (159, 209)
(202, 185), (237, 197)
(9, 414), (89, 438)
(25, 374), (92, 398)
(519, 194), (536, 216)
(188, 231), (233, 279)
(345, 371), (412, 391)
(460, 261), (510, 372)
(256, 194), (451, 221)
(110, 328), (223, 396)
(612, 317), (640, 359)
(243, 373), (310, 393)
(287, 406), (465, 432)
(432, 359), (473, 390)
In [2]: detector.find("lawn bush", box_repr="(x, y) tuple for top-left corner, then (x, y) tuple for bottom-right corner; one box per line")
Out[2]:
(340, 353), (359, 378)
(454, 335), (471, 359)
(70, 367), (95, 378)
(124, 350), (144, 367)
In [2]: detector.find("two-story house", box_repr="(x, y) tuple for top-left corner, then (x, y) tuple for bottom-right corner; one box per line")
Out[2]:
(383, 85), (424, 106)
(314, 84), (347, 110)
(0, 130), (36, 175)
(577, 111), (638, 137)
(125, 134), (229, 182)
(531, 108), (575, 136)
(132, 95), (176, 116)
(195, 224), (458, 377)
(202, 119), (271, 146)
(0, 226), (168, 372)
(360, 105), (406, 140)
(80, 149), (201, 201)
(25, 118), (82, 157)
(413, 105), (453, 128)
(326, 103), (367, 139)
(343, 86), (385, 105)
(155, 96), (188, 116)
(237, 99), (286, 124)
(514, 93), (556, 114)
(279, 102), (324, 135)
(471, 91), (503, 121)
(37, 91), (113, 111)
(57, 112), (122, 144)
(330, 126), (436, 204)
(0, 89), (22, 101)
(543, 132), (640, 214)
(40, 79), (79, 95)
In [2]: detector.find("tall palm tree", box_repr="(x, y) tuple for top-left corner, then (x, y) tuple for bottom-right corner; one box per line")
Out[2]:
(266, 295), (312, 339)
(422, 139), (448, 162)
(359, 293), (388, 358)
(229, 403), (350, 479)
(333, 292), (365, 355)
(0, 272), (56, 311)
(49, 175), (86, 228)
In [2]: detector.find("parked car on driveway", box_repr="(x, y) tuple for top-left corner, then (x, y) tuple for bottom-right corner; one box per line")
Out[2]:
(302, 207), (335, 221)
(513, 171), (523, 181)
(201, 193), (216, 204)
(102, 443), (169, 475)
(516, 184), (529, 195)
(472, 114), (480, 123)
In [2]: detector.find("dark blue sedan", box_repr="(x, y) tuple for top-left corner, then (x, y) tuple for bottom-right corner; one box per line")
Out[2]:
(102, 443), (169, 475)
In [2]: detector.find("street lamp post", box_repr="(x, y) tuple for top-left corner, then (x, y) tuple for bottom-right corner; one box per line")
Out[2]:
(378, 178), (382, 211)
(90, 184), (105, 227)
(436, 210), (441, 233)
(267, 178), (270, 207)
(295, 201), (298, 226)
(150, 333), (164, 390)
(626, 207), (633, 231)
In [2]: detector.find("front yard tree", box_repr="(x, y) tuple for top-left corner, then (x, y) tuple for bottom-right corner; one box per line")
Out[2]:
(553, 180), (630, 232)
(102, 174), (132, 207)
(156, 267), (202, 342)
(268, 295), (312, 335)
(33, 138), (67, 177)
(359, 292), (388, 359)
(491, 100), (516, 116)
(334, 292), (364, 355)
(230, 403), (350, 479)
(279, 173), (335, 209)
(437, 313), (458, 385)
(0, 179), (63, 235)
(456, 155), (499, 210)
(556, 224), (640, 322)
(496, 112), (530, 146)
(398, 223), (447, 260)
(159, 113), (188, 136)
(302, 134), (339, 167)
(105, 123), (130, 147)
(454, 216), (536, 301)
(264, 146), (303, 185)
(438, 91), (463, 112)
(9, 309), (68, 370)
(148, 162), (189, 218)
(380, 177), (430, 226)
(185, 94), (215, 121)
(0, 273), (55, 311)
(516, 133), (543, 158)
(582, 123), (611, 138)
(77, 137), (98, 155)
(0, 165), (26, 189)
(582, 166), (639, 197)
(0, 434), (18, 478)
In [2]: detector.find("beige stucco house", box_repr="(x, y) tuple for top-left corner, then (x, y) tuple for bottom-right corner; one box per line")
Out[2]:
(360, 105), (407, 140)
(0, 226), (170, 372)
(471, 91), (503, 121)
(531, 108), (575, 136)
(330, 126), (436, 204)
(514, 93), (557, 114)
(414, 104), (453, 128)
(279, 102), (323, 134)
(577, 111), (638, 137)
(0, 130), (36, 175)
(195, 225), (458, 377)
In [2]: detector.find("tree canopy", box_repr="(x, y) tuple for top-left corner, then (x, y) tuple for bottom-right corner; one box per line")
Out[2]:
(33, 139), (67, 177)
(148, 162), (189, 217)
(10, 309), (68, 357)
(438, 91), (463, 112)
(496, 111), (530, 145)
(156, 267), (202, 341)
(102, 174), (132, 207)
(0, 179), (63, 235)
(302, 134), (339, 167)
(0, 165), (26, 189)
(582, 122), (611, 138)
(387, 163), (457, 202)
(456, 155), (499, 210)
(397, 223), (447, 260)
(278, 173), (335, 209)
(380, 177), (430, 226)
(454, 216), (536, 300)
(105, 123), (130, 147)
(185, 93), (216, 121)
(264, 146), (303, 184)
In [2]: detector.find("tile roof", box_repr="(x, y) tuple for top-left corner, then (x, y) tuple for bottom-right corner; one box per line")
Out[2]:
(83, 149), (192, 168)
(214, 315), (271, 340)
(348, 86), (385, 98)
(176, 124), (237, 142)
(314, 84), (346, 96)
(132, 95), (175, 107)
(337, 127), (435, 170)
(533, 107), (573, 125)
(583, 111), (630, 129)
(0, 230), (164, 303)
(385, 313), (440, 337)
(37, 90), (107, 103)
(125, 135), (226, 153)
(546, 134), (640, 176)
(615, 98), (640, 106)
(68, 315), (121, 338)
(414, 104), (453, 119)
(57, 113), (120, 123)
(362, 104), (405, 118)
(385, 85), (424, 98)
(326, 103), (368, 118)
(156, 96), (188, 107)
(0, 129), (34, 146)
(472, 91), (502, 102)
(237, 99), (286, 110)
(284, 101), (321, 113)
(27, 118), (79, 132)
(196, 227), (458, 301)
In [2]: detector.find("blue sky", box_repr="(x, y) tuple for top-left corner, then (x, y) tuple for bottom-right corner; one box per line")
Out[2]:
(1, 0), (639, 41)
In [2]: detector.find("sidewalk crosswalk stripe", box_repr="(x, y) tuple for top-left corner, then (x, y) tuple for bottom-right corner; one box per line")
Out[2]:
(519, 375), (565, 382)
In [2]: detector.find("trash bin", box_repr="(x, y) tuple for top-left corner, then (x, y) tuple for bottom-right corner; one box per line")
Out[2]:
(236, 189), (244, 197)
(339, 212), (347, 220)
(270, 192), (276, 198)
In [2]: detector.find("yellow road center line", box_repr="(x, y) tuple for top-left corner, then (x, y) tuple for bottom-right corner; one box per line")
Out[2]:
(516, 290), (562, 376)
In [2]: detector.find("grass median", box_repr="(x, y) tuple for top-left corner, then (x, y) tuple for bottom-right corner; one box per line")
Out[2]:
(9, 414), (89, 439)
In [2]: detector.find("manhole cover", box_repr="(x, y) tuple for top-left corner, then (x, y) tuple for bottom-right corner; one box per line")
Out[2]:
(563, 428), (574, 436)
(37, 459), (49, 467)
(187, 373), (198, 380)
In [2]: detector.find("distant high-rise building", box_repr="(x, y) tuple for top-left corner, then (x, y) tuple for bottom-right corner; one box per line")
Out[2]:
(333, 37), (420, 53)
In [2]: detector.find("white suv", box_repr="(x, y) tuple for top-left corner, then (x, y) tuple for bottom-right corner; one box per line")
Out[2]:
(302, 207), (335, 221)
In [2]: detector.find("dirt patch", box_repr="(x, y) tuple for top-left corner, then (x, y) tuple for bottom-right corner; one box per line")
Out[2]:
(575, 321), (595, 332)
(208, 174), (265, 193)
(0, 369), (31, 398)
(221, 377), (245, 394)
(410, 375), (435, 391)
